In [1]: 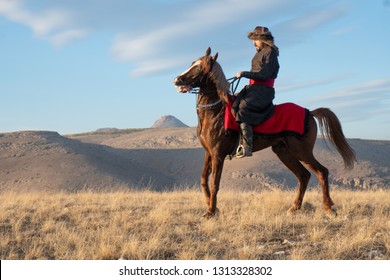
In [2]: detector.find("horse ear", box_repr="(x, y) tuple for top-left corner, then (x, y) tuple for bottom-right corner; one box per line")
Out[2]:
(212, 52), (218, 61)
(205, 47), (211, 57)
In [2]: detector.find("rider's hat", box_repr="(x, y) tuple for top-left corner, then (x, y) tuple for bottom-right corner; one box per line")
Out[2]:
(248, 26), (273, 41)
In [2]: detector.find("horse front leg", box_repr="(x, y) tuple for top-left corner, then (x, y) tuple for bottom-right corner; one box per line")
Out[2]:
(201, 152), (211, 206)
(204, 157), (224, 218)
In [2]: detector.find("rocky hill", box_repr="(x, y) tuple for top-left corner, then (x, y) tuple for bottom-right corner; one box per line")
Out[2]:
(151, 115), (188, 128)
(0, 128), (389, 193)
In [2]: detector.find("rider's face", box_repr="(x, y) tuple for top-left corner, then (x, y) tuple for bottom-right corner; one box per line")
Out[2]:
(253, 39), (263, 50)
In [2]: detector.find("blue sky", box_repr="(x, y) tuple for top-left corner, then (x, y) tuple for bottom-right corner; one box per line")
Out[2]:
(1, 0), (389, 140)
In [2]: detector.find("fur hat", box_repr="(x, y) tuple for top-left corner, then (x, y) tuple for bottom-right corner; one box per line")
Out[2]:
(247, 26), (278, 55)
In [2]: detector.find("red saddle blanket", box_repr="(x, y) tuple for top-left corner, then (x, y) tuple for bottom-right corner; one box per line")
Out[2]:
(225, 100), (309, 136)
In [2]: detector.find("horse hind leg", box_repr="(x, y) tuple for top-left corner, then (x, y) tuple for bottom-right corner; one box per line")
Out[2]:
(272, 143), (311, 213)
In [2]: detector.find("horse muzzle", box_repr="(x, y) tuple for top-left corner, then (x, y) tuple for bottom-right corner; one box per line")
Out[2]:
(174, 77), (192, 93)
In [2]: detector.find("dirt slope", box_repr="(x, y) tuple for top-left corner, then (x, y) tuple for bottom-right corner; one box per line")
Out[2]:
(0, 128), (389, 192)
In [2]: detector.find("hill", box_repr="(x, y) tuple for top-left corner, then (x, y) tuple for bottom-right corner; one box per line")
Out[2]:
(151, 115), (188, 128)
(0, 127), (389, 193)
(0, 131), (174, 192)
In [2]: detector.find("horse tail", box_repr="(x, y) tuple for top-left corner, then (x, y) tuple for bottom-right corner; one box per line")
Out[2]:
(311, 108), (357, 170)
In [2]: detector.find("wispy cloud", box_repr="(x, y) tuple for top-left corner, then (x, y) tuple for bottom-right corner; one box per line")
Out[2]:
(130, 57), (187, 77)
(305, 78), (390, 122)
(330, 25), (356, 36)
(110, 0), (349, 76)
(0, 0), (352, 75)
(308, 78), (390, 103)
(273, 2), (349, 46)
(0, 0), (87, 45)
(278, 74), (352, 93)
(111, 0), (285, 76)
(276, 76), (390, 124)
(50, 28), (88, 46)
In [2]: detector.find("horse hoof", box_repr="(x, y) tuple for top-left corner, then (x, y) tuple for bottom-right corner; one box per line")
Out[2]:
(202, 208), (220, 219)
(287, 209), (294, 215)
(287, 206), (299, 215)
(203, 211), (215, 219)
(325, 208), (337, 219)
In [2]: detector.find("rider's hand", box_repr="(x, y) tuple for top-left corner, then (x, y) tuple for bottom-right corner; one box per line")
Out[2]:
(236, 71), (243, 78)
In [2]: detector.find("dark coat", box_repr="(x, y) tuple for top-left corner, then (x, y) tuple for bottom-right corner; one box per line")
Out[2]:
(233, 45), (279, 125)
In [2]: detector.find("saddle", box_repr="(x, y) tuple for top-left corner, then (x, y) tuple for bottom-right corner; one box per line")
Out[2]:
(225, 99), (309, 137)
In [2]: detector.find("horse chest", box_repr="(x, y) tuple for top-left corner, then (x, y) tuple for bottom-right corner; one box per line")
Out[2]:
(198, 126), (224, 151)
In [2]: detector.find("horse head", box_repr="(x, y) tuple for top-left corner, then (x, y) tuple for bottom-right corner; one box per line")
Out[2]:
(174, 47), (219, 93)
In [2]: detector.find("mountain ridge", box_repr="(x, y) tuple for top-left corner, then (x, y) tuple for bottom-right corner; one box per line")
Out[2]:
(0, 128), (389, 193)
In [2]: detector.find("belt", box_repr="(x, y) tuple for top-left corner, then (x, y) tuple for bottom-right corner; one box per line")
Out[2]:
(249, 78), (275, 88)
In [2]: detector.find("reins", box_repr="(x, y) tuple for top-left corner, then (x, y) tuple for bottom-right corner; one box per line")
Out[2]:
(227, 77), (242, 95)
(190, 76), (241, 96)
(191, 76), (241, 110)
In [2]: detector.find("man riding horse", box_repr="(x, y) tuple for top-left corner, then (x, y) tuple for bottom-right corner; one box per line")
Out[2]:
(234, 26), (280, 158)
(174, 45), (356, 218)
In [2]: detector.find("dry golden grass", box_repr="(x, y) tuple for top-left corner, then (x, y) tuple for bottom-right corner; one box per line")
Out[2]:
(1, 188), (389, 260)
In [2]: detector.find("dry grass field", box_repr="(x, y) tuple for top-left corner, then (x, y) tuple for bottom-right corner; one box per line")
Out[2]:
(1, 188), (389, 260)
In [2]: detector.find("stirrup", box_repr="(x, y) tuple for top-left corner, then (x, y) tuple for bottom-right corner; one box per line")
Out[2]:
(236, 144), (252, 158)
(236, 145), (244, 158)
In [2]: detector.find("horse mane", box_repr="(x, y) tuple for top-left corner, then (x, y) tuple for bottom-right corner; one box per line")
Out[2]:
(205, 59), (230, 104)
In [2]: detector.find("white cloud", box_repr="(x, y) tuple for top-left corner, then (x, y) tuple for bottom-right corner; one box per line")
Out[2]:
(0, 0), (352, 75)
(278, 74), (352, 93)
(330, 25), (356, 36)
(110, 0), (301, 75)
(272, 2), (349, 46)
(50, 28), (88, 46)
(0, 0), (87, 44)
(310, 78), (390, 103)
(130, 57), (185, 77)
(111, 24), (189, 62)
(304, 78), (390, 122)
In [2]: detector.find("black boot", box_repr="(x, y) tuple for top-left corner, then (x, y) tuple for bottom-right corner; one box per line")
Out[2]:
(236, 123), (253, 158)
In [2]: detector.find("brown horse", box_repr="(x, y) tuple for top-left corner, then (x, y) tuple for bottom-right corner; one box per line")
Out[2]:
(174, 48), (356, 218)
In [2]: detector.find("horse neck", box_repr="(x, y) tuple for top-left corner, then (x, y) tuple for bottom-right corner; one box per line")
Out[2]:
(197, 85), (226, 132)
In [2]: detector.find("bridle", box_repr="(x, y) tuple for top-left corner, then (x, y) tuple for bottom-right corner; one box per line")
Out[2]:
(178, 59), (242, 110)
(197, 98), (222, 110)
